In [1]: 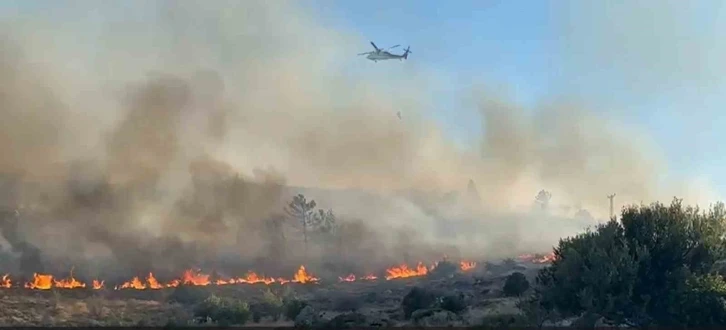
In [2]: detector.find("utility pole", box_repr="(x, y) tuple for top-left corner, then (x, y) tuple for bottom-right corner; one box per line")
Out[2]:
(607, 194), (616, 220)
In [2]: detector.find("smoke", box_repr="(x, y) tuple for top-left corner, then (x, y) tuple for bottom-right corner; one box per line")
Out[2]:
(0, 0), (719, 277)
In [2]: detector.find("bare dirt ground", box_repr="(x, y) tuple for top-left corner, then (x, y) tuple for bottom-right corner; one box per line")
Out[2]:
(0, 261), (546, 327)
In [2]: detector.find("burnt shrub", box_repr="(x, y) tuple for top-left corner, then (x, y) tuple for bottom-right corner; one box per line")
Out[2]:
(439, 293), (467, 314)
(428, 260), (458, 278)
(193, 295), (251, 326)
(503, 272), (530, 297)
(401, 287), (437, 319)
(283, 298), (309, 321)
(332, 294), (363, 312)
(480, 313), (530, 327)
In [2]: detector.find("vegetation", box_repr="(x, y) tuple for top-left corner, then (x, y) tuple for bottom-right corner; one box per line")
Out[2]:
(250, 288), (284, 322)
(284, 194), (317, 256)
(401, 287), (438, 319)
(534, 190), (552, 210)
(439, 293), (467, 314)
(193, 295), (251, 326)
(428, 259), (458, 278)
(332, 294), (363, 312)
(531, 199), (726, 327)
(167, 284), (208, 305)
(282, 297), (309, 321)
(502, 272), (530, 297)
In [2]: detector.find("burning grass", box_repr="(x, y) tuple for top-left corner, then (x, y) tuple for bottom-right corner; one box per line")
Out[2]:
(3, 258), (489, 292)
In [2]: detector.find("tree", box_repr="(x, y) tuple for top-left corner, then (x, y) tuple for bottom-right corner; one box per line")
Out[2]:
(534, 199), (726, 327)
(503, 272), (530, 297)
(535, 190), (552, 210)
(284, 194), (316, 258)
(312, 208), (336, 236)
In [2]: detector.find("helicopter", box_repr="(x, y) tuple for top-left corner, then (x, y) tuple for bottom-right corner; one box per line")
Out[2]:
(358, 41), (412, 62)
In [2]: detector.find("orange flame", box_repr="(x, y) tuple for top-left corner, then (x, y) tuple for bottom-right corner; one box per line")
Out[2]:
(385, 262), (429, 280)
(118, 276), (146, 290)
(460, 261), (477, 271)
(54, 275), (86, 289)
(147, 273), (164, 289)
(239, 271), (277, 285)
(339, 274), (356, 282)
(292, 265), (318, 283)
(12, 259), (481, 290)
(181, 269), (211, 286)
(0, 274), (11, 288)
(518, 252), (556, 264)
(25, 273), (53, 290)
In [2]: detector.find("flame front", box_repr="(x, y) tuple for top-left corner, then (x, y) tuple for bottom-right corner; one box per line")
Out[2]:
(339, 274), (356, 282)
(292, 266), (318, 284)
(0, 274), (11, 288)
(25, 273), (53, 290)
(118, 276), (146, 290)
(460, 261), (476, 271)
(385, 262), (429, 280)
(2, 258), (501, 290)
(518, 252), (556, 264)
(54, 275), (86, 289)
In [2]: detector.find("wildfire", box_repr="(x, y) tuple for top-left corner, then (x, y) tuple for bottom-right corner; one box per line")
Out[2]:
(292, 265), (318, 284)
(5, 258), (503, 290)
(385, 262), (429, 280)
(459, 261), (477, 271)
(54, 275), (86, 289)
(238, 271), (277, 285)
(25, 273), (53, 290)
(338, 274), (378, 282)
(518, 252), (556, 264)
(0, 274), (11, 288)
(181, 269), (211, 286)
(117, 276), (146, 290)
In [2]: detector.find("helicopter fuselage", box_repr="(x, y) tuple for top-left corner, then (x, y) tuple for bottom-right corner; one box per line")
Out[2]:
(366, 51), (401, 61)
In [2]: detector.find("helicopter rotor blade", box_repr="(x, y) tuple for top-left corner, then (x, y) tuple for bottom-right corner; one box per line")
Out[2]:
(387, 45), (400, 50)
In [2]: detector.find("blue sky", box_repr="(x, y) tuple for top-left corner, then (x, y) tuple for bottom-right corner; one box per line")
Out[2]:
(306, 0), (726, 196)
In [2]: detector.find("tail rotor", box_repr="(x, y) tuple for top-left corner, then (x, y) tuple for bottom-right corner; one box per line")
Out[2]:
(403, 46), (412, 59)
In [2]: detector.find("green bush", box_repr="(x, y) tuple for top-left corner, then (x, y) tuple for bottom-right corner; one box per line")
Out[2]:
(401, 287), (437, 319)
(167, 284), (208, 305)
(282, 298), (308, 321)
(502, 272), (530, 297)
(194, 295), (251, 326)
(536, 199), (726, 327)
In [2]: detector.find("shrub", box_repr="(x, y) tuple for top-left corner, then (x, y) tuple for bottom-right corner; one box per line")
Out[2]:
(167, 284), (208, 305)
(429, 260), (458, 278)
(283, 298), (308, 321)
(502, 272), (530, 297)
(536, 199), (726, 327)
(401, 287), (437, 319)
(439, 293), (467, 314)
(194, 295), (251, 326)
(332, 294), (362, 312)
(480, 313), (530, 327)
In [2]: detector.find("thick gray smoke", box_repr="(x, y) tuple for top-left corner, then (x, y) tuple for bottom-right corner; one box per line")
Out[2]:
(0, 0), (718, 279)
